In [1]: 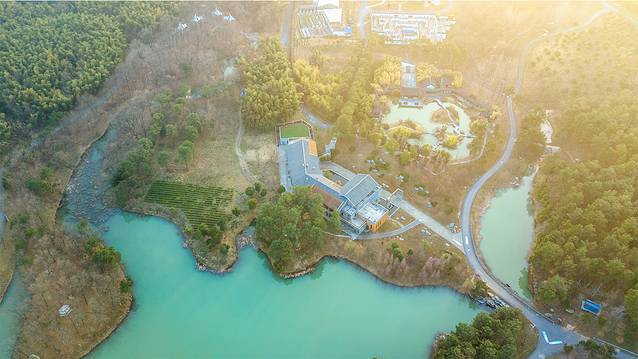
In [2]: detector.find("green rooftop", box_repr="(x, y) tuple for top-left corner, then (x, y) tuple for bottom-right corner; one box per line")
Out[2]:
(280, 122), (311, 139)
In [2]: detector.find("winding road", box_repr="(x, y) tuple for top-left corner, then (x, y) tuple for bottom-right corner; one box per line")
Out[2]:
(286, 4), (638, 356)
(461, 5), (638, 358)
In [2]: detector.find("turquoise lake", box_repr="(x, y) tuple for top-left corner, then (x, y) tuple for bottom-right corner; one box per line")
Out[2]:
(479, 175), (535, 299)
(86, 212), (482, 359)
(0, 125), (487, 358)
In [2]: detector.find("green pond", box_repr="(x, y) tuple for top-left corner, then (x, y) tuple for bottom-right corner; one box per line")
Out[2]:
(86, 212), (482, 359)
(479, 175), (535, 299)
(382, 102), (472, 160)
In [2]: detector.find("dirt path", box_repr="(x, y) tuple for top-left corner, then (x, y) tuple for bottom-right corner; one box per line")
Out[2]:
(234, 112), (256, 183)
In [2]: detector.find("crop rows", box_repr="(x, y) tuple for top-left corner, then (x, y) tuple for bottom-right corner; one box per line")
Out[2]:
(145, 180), (233, 228)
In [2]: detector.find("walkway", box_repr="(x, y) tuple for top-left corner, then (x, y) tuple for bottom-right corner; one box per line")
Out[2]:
(320, 161), (462, 248)
(234, 113), (256, 183)
(302, 106), (333, 130)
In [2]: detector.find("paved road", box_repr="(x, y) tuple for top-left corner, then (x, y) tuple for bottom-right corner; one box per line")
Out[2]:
(302, 106), (333, 130)
(320, 161), (463, 247)
(605, 1), (638, 27)
(358, 219), (420, 240)
(280, 1), (293, 47)
(459, 97), (585, 357)
(357, 0), (368, 39)
(460, 6), (638, 358)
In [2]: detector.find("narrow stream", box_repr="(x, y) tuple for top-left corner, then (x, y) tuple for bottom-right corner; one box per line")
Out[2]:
(479, 175), (535, 299)
(0, 275), (28, 359)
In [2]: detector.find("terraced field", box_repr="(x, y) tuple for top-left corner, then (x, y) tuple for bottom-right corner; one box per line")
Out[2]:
(145, 180), (233, 228)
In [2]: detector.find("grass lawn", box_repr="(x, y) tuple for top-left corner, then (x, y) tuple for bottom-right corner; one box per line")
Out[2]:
(280, 122), (311, 139)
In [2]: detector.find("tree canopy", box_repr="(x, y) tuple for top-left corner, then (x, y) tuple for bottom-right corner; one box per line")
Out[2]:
(255, 187), (326, 272)
(239, 38), (300, 130)
(530, 95), (638, 342)
(0, 2), (174, 133)
(372, 56), (463, 90)
(434, 307), (533, 359)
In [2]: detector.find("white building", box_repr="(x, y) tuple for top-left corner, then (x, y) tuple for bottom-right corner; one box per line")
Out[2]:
(370, 11), (456, 44)
(401, 60), (417, 88)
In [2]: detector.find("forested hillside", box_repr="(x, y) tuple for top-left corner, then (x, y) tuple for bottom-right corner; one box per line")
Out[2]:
(0, 2), (174, 134)
(239, 38), (300, 130)
(433, 307), (536, 358)
(530, 94), (638, 344)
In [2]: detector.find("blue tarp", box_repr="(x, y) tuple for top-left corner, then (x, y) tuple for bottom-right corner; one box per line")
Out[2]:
(581, 299), (602, 315)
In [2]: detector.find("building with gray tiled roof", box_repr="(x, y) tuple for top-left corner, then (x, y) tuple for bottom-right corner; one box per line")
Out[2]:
(277, 134), (392, 235)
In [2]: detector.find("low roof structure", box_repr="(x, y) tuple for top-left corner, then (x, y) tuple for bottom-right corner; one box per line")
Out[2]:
(340, 174), (380, 209)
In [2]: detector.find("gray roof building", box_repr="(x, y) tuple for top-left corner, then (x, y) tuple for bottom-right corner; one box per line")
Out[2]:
(278, 137), (391, 235)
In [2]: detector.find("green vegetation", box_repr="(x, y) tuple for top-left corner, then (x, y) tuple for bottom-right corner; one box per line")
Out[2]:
(530, 96), (638, 344)
(516, 110), (546, 164)
(239, 38), (300, 130)
(0, 2), (174, 133)
(571, 339), (616, 359)
(25, 167), (56, 196)
(372, 56), (463, 90)
(113, 86), (217, 206)
(120, 276), (134, 294)
(390, 242), (404, 261)
(293, 45), (376, 138)
(434, 307), (535, 358)
(85, 236), (121, 268)
(280, 122), (311, 139)
(334, 47), (376, 140)
(470, 279), (489, 298)
(144, 180), (233, 230)
(255, 187), (326, 272)
(292, 59), (342, 121)
(114, 138), (155, 206)
(527, 14), (638, 107)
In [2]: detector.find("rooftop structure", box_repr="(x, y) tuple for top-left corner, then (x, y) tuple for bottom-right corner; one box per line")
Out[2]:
(401, 60), (417, 88)
(322, 8), (343, 24)
(370, 11), (456, 45)
(315, 0), (342, 24)
(192, 14), (204, 23)
(277, 124), (395, 235)
(298, 7), (333, 39)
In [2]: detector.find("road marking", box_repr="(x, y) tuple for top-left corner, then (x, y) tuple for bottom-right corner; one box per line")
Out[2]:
(465, 236), (469, 246)
(542, 331), (563, 345)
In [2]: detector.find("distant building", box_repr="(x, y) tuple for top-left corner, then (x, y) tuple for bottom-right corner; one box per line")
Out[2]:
(370, 11), (456, 45)
(401, 60), (417, 88)
(276, 124), (396, 234)
(316, 0), (343, 24)
(297, 6), (333, 39)
(322, 8), (343, 24)
(324, 137), (337, 157)
(400, 60), (422, 106)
